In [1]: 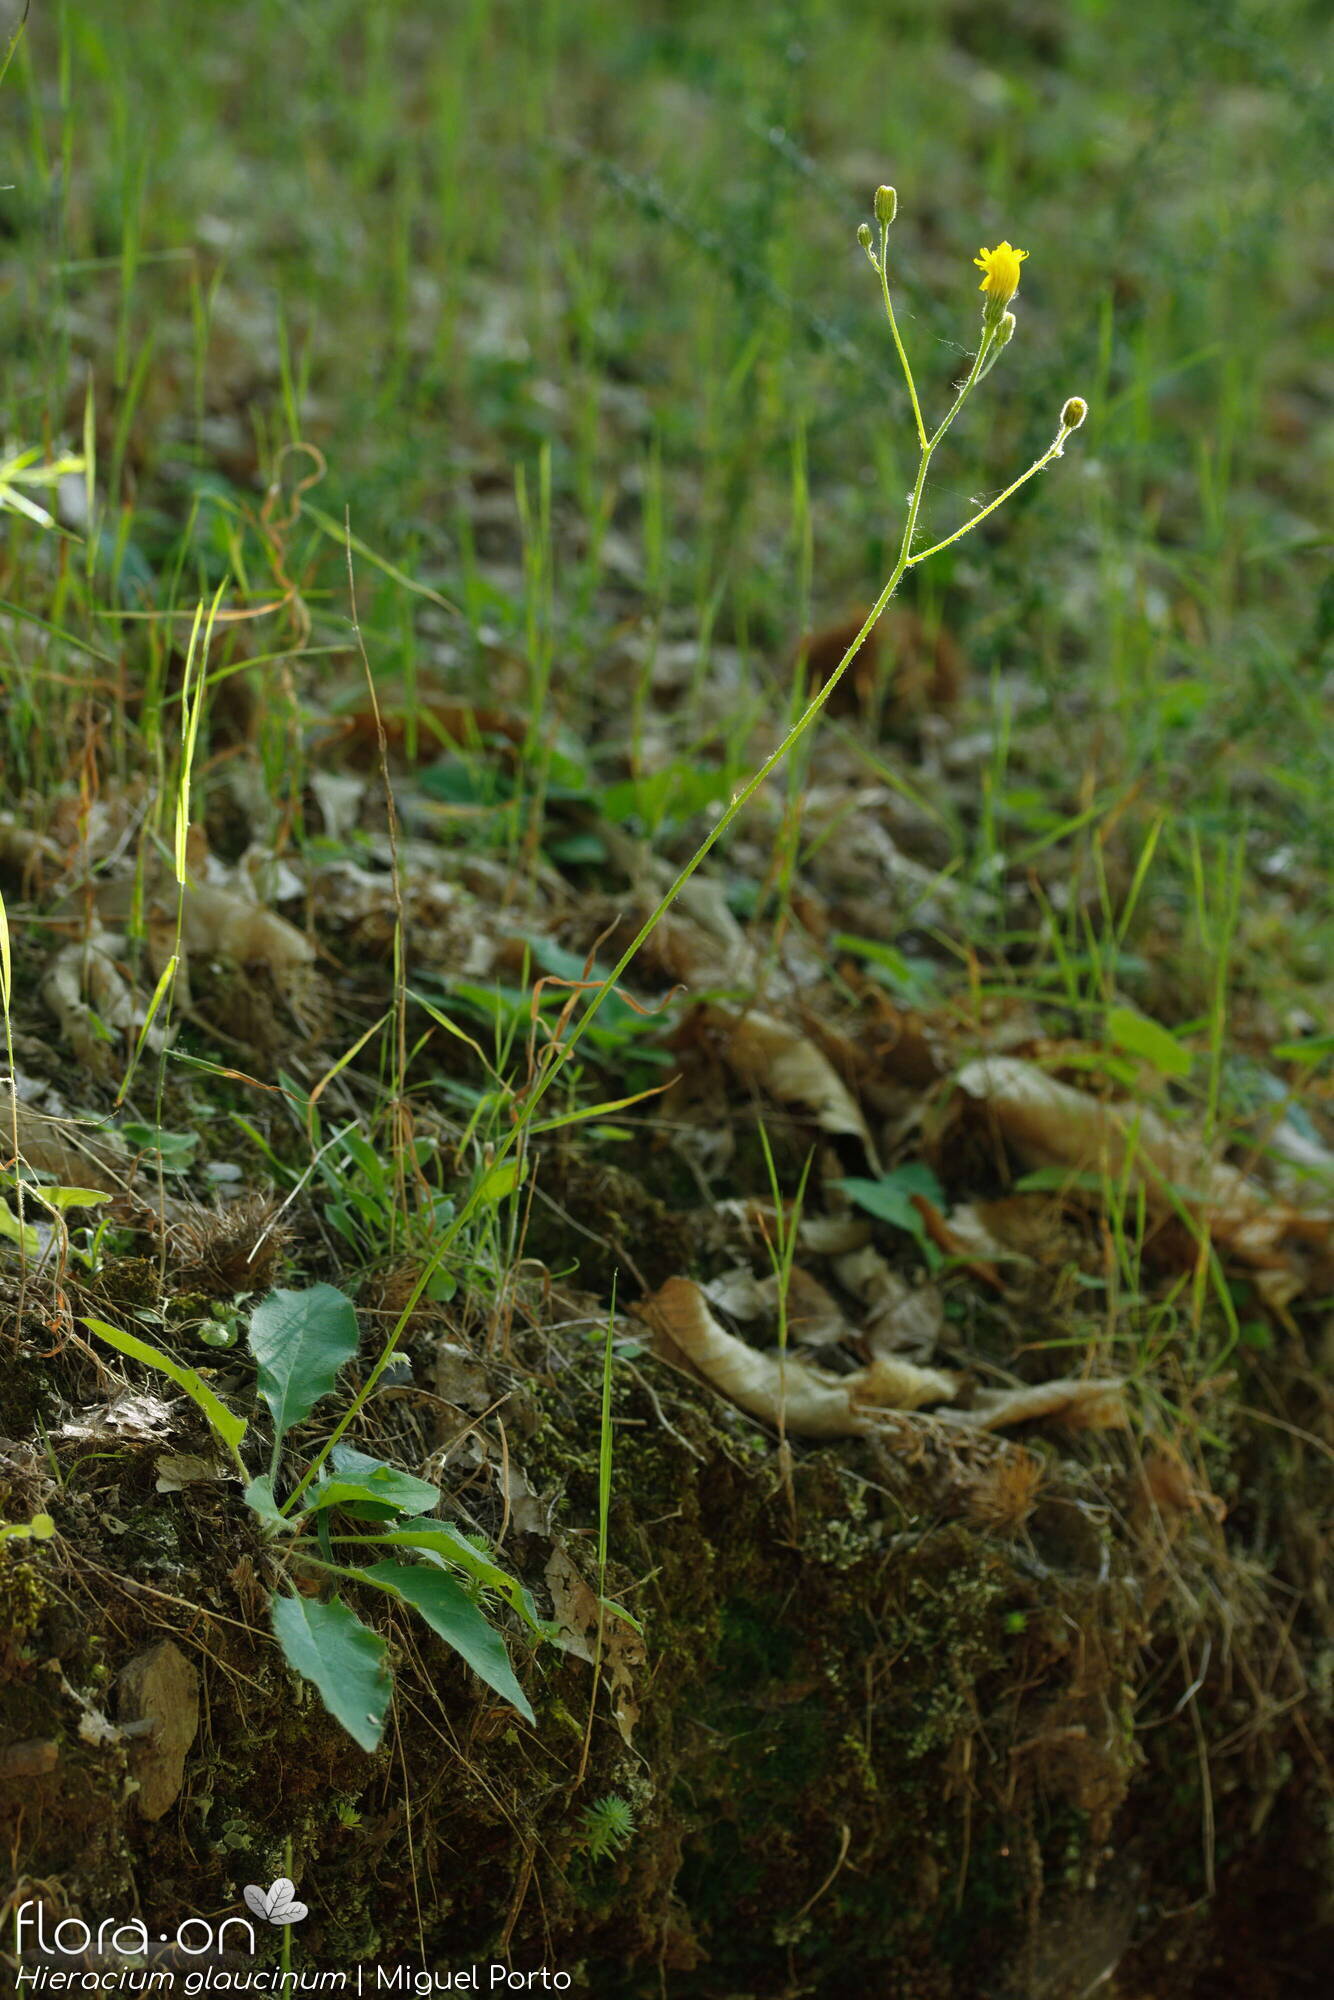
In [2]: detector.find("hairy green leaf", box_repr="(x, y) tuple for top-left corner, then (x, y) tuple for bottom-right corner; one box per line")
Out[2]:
(337, 1518), (544, 1632)
(243, 1474), (296, 1532)
(1108, 1006), (1192, 1079)
(271, 1593), (390, 1752)
(304, 1446), (441, 1520)
(836, 1164), (944, 1252)
(248, 1284), (360, 1449)
(362, 1560), (535, 1722)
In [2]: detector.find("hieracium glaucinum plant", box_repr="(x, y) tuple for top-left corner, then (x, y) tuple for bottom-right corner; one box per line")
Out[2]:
(835, 187), (1089, 714)
(480, 185), (1091, 1128)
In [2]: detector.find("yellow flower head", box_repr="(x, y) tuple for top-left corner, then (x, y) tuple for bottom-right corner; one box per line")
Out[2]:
(974, 242), (1028, 306)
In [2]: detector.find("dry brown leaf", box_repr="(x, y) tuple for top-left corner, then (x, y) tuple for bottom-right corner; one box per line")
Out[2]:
(796, 1213), (873, 1255)
(761, 1266), (850, 1349)
(154, 1452), (239, 1492)
(832, 1244), (945, 1356)
(945, 1376), (1130, 1433)
(434, 1339), (492, 1412)
(176, 882), (316, 977)
(862, 991), (949, 1088)
(0, 1083), (128, 1194)
(703, 1006), (877, 1162)
(936, 1199), (1041, 1269)
(703, 1264), (850, 1349)
(955, 1054), (1245, 1228)
(544, 1548), (645, 1747)
(43, 936), (164, 1076)
(702, 1266), (767, 1320)
(90, 874), (315, 982)
(853, 1353), (962, 1414)
(636, 1277), (957, 1435)
(641, 1279), (1127, 1439)
(954, 1055), (1331, 1298)
(907, 1198), (1004, 1295)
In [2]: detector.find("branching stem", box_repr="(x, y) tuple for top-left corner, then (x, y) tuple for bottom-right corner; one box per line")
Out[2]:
(286, 226), (1079, 1507)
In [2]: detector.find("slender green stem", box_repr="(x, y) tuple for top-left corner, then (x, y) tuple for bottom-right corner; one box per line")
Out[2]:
(283, 1554), (370, 1587)
(280, 1836), (293, 1982)
(517, 329), (997, 1125)
(907, 423), (1076, 568)
(927, 326), (994, 452)
(879, 225), (927, 451)
(597, 1276), (616, 1607)
(283, 299), (1060, 1512)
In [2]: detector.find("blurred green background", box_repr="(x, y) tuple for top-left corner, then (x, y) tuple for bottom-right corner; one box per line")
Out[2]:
(2, 0), (1329, 894)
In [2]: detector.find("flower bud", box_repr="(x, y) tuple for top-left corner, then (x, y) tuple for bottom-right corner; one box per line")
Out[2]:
(857, 221), (873, 250)
(1060, 396), (1088, 432)
(874, 185), (897, 227)
(993, 310), (1016, 354)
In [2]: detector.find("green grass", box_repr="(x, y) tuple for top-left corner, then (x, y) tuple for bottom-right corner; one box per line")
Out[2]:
(0, 0), (1327, 1290)
(3, 2), (1327, 909)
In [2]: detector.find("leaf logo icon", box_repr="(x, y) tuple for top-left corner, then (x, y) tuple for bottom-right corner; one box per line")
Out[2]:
(243, 1878), (309, 1925)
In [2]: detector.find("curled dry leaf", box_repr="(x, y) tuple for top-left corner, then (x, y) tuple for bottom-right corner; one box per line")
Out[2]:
(91, 874), (315, 983)
(832, 1244), (945, 1356)
(177, 883), (316, 978)
(954, 1056), (1331, 1301)
(701, 1005), (878, 1164)
(43, 936), (164, 1076)
(636, 1277), (957, 1436)
(853, 1353), (963, 1415)
(0, 1082), (128, 1195)
(944, 1376), (1129, 1433)
(639, 1278), (1127, 1440)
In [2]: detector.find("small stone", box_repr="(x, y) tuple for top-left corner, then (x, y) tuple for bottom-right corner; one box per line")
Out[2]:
(116, 1640), (200, 1820)
(0, 1738), (59, 1778)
